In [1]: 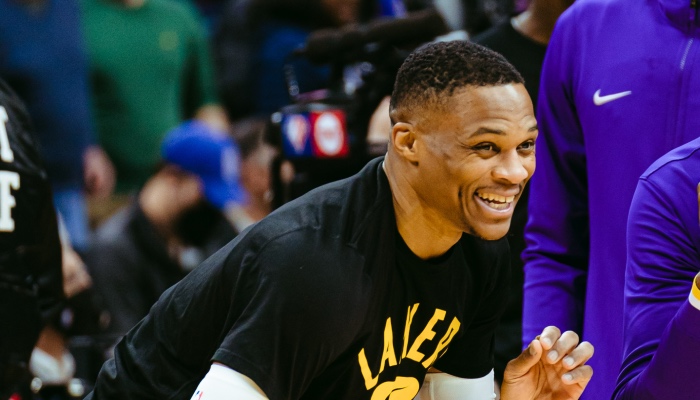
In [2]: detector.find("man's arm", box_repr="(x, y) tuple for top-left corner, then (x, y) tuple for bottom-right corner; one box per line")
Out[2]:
(612, 179), (700, 399)
(522, 7), (588, 344)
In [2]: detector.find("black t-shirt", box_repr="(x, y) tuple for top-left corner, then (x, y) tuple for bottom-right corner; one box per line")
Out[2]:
(89, 157), (510, 400)
(0, 78), (63, 368)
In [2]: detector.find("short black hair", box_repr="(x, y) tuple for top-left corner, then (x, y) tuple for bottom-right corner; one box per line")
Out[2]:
(231, 117), (269, 159)
(390, 40), (524, 123)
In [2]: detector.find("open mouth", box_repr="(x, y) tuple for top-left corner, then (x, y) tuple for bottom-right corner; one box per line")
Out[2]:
(474, 191), (515, 211)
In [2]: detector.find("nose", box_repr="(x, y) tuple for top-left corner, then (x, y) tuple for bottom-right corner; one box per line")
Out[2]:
(492, 150), (530, 184)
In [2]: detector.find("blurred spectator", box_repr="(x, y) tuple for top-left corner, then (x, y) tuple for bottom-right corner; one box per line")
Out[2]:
(84, 121), (240, 338)
(215, 0), (362, 119)
(522, 0), (700, 398)
(80, 0), (228, 207)
(0, 78), (64, 400)
(226, 118), (277, 232)
(0, 0), (115, 252)
(471, 0), (572, 387)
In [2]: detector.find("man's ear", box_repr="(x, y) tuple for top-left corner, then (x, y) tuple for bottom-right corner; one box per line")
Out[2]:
(391, 122), (419, 165)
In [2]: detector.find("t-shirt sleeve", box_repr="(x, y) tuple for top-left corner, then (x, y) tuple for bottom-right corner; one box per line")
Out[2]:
(89, 241), (242, 399)
(212, 229), (370, 400)
(433, 238), (511, 378)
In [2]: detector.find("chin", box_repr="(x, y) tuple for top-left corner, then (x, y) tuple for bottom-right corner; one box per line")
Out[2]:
(469, 224), (510, 241)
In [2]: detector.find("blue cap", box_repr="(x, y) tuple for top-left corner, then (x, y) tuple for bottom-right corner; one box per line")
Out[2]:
(161, 120), (246, 209)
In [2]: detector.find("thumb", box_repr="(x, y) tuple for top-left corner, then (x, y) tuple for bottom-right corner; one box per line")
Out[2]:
(505, 340), (543, 380)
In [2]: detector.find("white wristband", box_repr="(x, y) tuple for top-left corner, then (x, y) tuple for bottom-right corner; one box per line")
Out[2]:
(190, 364), (268, 400)
(414, 369), (496, 400)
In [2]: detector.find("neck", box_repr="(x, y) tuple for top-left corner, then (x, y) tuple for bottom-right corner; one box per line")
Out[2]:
(512, 0), (566, 45)
(383, 156), (462, 260)
(243, 198), (271, 222)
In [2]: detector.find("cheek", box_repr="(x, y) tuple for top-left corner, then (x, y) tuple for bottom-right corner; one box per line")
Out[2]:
(181, 179), (204, 205)
(525, 155), (536, 177)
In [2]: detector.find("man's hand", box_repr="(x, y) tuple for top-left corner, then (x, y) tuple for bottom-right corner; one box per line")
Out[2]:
(500, 326), (593, 400)
(62, 244), (92, 298)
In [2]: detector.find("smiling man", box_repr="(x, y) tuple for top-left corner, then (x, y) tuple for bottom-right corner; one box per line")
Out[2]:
(87, 40), (593, 400)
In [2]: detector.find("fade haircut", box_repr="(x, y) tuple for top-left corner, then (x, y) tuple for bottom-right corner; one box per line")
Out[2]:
(390, 40), (524, 124)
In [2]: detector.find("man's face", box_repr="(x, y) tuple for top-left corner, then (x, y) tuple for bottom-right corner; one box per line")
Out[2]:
(411, 84), (537, 240)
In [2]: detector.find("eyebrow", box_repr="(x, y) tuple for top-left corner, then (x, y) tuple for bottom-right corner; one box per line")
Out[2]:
(470, 127), (505, 137)
(469, 124), (538, 137)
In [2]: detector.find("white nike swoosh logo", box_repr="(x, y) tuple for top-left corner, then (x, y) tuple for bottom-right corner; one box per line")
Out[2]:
(593, 89), (632, 106)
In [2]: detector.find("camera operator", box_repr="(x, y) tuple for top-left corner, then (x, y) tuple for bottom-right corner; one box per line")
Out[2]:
(269, 7), (450, 205)
(0, 79), (64, 399)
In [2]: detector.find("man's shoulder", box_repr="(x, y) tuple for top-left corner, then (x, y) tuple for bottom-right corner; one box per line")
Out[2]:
(254, 158), (391, 246)
(641, 137), (700, 184)
(558, 0), (641, 30)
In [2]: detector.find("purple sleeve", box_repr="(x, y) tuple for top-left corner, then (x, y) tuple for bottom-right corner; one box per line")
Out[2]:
(522, 10), (588, 346)
(613, 177), (700, 400)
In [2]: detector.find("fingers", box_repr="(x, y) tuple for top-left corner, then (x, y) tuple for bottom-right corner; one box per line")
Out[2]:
(503, 339), (543, 379)
(536, 325), (561, 352)
(541, 329), (594, 389)
(562, 364), (593, 389)
(544, 330), (578, 364)
(560, 341), (594, 370)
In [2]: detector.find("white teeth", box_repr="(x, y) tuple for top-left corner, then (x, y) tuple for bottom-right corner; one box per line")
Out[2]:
(476, 192), (514, 204)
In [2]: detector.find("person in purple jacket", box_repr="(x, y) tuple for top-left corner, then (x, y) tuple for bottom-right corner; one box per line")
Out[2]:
(613, 136), (700, 399)
(522, 0), (700, 398)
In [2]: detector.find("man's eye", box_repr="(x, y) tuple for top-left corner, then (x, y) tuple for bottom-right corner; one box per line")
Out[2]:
(473, 143), (496, 152)
(518, 140), (535, 151)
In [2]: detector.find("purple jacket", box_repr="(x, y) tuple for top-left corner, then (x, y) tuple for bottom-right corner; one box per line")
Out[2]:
(523, 0), (700, 398)
(614, 136), (700, 399)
